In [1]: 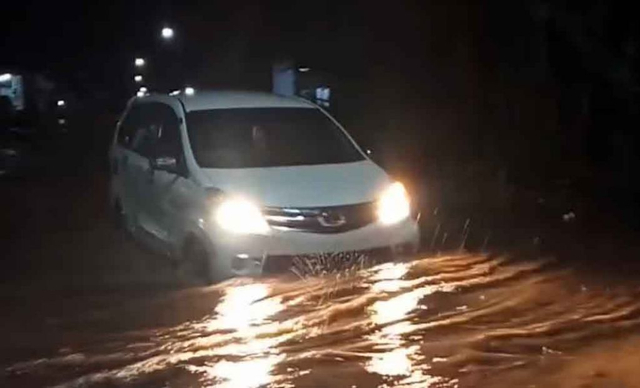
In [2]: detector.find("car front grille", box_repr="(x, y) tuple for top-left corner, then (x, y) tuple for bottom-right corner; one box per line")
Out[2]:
(263, 246), (393, 274)
(263, 202), (376, 234)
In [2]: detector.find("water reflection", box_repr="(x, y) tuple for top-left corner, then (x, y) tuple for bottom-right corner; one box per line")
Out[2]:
(191, 284), (287, 387)
(211, 284), (284, 330)
(190, 355), (285, 388)
(367, 347), (415, 376)
(370, 263), (410, 293)
(9, 254), (639, 387)
(365, 262), (455, 386)
(372, 262), (410, 281)
(370, 289), (427, 325)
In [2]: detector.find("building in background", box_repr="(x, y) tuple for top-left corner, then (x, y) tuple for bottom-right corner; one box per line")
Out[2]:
(0, 72), (25, 111)
(272, 61), (332, 108)
(0, 70), (59, 117)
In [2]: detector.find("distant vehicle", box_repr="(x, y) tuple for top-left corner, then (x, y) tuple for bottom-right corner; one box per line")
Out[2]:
(109, 90), (419, 283)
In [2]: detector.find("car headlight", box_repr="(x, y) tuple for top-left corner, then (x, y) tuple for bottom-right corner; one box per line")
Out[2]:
(214, 198), (270, 234)
(376, 182), (411, 225)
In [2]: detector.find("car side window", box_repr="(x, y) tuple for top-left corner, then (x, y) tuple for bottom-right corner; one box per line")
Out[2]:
(130, 104), (159, 158)
(119, 103), (182, 160)
(155, 104), (183, 158)
(117, 105), (141, 147)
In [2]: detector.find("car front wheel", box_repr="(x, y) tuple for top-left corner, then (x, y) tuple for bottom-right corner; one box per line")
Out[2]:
(180, 237), (215, 286)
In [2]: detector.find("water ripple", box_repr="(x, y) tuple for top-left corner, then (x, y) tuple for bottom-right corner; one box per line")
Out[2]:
(4, 254), (640, 387)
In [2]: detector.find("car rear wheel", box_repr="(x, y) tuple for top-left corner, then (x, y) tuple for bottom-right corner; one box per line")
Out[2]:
(180, 237), (215, 286)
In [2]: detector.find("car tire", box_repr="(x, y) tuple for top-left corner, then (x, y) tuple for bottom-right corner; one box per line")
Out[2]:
(180, 237), (215, 286)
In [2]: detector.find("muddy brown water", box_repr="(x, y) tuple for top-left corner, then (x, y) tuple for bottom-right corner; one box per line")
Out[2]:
(3, 253), (640, 388)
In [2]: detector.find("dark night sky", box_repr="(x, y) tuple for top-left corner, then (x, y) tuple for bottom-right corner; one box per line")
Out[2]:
(3, 1), (640, 197)
(3, 1), (638, 98)
(1, 1), (481, 93)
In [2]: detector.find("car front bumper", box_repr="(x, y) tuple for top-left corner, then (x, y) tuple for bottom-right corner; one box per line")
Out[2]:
(204, 217), (420, 278)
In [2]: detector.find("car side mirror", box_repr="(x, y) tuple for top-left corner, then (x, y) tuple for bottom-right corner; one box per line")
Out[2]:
(151, 156), (179, 174)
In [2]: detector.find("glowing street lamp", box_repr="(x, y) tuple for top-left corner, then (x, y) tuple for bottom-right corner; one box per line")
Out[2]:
(134, 75), (143, 83)
(185, 87), (195, 96)
(135, 58), (145, 67)
(0, 73), (12, 82)
(136, 86), (148, 98)
(161, 27), (174, 40)
(298, 67), (310, 72)
(57, 100), (66, 107)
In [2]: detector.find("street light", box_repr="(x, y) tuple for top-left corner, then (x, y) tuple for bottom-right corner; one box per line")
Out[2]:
(161, 27), (174, 40)
(0, 73), (12, 82)
(134, 75), (143, 83)
(184, 87), (195, 96)
(135, 58), (145, 67)
(57, 100), (66, 107)
(298, 67), (310, 72)
(136, 86), (148, 97)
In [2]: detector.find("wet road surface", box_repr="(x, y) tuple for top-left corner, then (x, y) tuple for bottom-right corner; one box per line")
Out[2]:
(3, 175), (640, 387)
(3, 253), (640, 387)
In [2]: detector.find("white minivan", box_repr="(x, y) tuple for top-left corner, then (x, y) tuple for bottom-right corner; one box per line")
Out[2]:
(109, 90), (419, 283)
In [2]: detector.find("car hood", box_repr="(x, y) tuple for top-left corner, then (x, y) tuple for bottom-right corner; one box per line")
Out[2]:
(199, 160), (390, 207)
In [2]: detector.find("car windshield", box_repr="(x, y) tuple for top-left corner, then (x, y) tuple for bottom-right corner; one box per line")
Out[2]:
(186, 108), (364, 168)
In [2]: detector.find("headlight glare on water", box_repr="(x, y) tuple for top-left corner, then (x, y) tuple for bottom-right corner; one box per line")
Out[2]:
(377, 182), (411, 225)
(214, 198), (270, 234)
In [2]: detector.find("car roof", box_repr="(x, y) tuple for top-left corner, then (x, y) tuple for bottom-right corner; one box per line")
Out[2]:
(164, 90), (315, 112)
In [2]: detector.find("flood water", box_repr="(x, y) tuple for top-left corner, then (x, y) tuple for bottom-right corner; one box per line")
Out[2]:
(3, 252), (640, 387)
